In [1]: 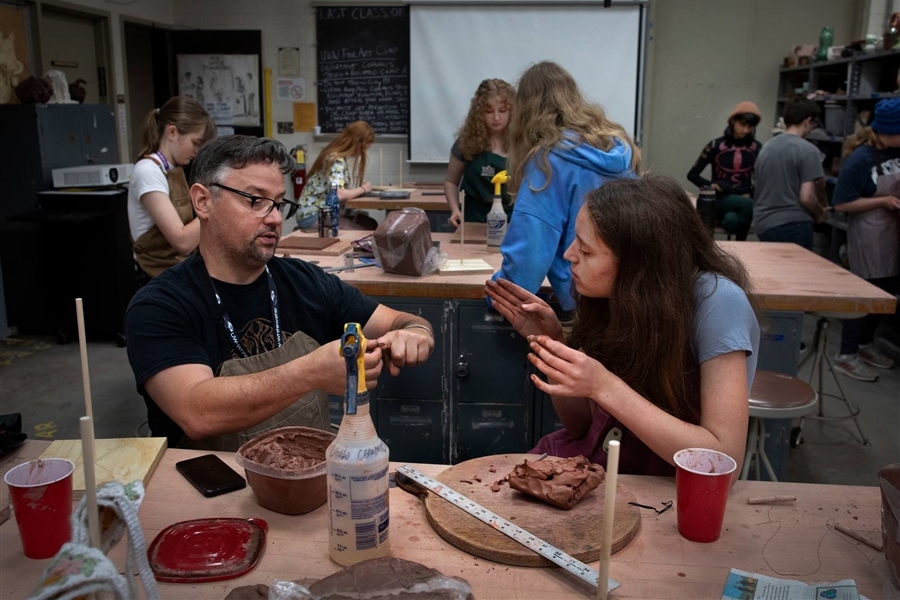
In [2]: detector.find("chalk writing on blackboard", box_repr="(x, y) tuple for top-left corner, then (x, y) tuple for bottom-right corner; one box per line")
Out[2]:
(316, 6), (409, 135)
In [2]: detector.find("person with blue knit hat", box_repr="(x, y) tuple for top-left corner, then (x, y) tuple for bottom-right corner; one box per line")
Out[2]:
(831, 97), (900, 381)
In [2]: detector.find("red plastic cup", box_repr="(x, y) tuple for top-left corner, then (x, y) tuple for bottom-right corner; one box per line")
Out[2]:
(4, 458), (75, 559)
(674, 448), (736, 543)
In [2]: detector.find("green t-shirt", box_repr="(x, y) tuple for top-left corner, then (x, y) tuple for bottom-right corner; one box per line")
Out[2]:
(451, 139), (512, 222)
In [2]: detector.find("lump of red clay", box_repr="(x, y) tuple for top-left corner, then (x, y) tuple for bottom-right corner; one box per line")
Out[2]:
(508, 455), (605, 510)
(225, 557), (475, 600)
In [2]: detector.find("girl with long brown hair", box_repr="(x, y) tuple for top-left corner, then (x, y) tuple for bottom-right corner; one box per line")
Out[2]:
(444, 79), (515, 226)
(295, 121), (375, 229)
(485, 175), (760, 477)
(128, 96), (216, 278)
(492, 61), (640, 313)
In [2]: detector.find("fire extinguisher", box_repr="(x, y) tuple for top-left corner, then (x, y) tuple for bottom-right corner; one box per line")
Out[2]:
(293, 146), (307, 201)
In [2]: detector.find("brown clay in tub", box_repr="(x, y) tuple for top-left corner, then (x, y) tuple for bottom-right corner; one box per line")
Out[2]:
(236, 427), (335, 515)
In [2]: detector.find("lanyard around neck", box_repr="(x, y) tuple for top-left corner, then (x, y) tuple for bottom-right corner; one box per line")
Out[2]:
(155, 151), (171, 171)
(208, 266), (283, 359)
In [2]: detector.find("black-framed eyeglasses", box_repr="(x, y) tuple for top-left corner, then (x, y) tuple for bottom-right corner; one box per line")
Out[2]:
(210, 182), (299, 220)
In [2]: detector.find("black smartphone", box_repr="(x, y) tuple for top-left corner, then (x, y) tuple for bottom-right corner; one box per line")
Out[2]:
(175, 454), (246, 497)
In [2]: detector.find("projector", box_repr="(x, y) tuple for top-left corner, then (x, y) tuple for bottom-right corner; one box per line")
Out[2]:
(52, 164), (133, 188)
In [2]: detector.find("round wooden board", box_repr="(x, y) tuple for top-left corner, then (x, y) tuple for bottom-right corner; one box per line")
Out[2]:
(423, 454), (641, 567)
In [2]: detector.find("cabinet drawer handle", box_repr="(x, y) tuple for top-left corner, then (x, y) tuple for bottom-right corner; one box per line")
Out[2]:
(456, 355), (470, 378)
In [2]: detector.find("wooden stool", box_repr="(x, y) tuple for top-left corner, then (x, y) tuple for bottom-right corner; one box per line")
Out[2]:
(740, 370), (818, 481)
(796, 314), (870, 446)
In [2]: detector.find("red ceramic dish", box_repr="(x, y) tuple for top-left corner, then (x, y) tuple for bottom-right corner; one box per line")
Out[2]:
(147, 517), (268, 583)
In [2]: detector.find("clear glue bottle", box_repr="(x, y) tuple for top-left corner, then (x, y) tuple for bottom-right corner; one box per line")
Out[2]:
(326, 181), (340, 237)
(327, 323), (390, 566)
(486, 170), (509, 253)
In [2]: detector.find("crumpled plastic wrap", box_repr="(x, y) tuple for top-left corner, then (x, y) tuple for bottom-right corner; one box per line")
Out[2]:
(879, 464), (900, 591)
(373, 208), (437, 276)
(224, 557), (475, 600)
(508, 455), (605, 510)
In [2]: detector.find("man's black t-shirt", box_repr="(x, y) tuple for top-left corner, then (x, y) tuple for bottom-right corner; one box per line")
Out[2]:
(125, 253), (378, 445)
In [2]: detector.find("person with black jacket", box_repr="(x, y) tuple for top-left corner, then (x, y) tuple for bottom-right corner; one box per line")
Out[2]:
(687, 101), (762, 240)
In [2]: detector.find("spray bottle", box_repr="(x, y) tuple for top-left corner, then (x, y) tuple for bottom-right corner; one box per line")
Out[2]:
(327, 323), (390, 566)
(486, 170), (509, 252)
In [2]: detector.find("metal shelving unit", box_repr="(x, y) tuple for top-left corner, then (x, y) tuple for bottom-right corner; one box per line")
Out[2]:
(777, 49), (900, 141)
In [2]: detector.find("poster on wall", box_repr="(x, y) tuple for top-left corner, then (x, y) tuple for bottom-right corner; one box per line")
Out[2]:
(177, 54), (259, 127)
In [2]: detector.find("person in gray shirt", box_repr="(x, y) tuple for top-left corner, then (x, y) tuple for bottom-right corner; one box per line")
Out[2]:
(752, 99), (828, 250)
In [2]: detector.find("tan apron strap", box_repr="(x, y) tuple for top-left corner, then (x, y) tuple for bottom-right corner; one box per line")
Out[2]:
(132, 166), (194, 278)
(178, 331), (331, 452)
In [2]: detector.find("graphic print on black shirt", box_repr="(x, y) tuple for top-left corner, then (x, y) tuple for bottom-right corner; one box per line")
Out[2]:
(211, 271), (294, 362)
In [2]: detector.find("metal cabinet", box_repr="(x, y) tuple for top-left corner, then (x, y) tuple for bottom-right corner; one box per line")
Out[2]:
(363, 297), (535, 464)
(453, 301), (533, 461)
(0, 104), (117, 228)
(0, 104), (119, 336)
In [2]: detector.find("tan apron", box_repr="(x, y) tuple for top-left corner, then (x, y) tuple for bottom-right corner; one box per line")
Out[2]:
(176, 330), (332, 452)
(132, 157), (194, 278)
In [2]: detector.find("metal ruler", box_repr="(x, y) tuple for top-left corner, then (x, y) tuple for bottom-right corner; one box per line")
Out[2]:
(395, 465), (620, 593)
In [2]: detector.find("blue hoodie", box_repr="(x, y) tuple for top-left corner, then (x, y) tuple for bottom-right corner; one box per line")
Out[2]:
(492, 133), (634, 311)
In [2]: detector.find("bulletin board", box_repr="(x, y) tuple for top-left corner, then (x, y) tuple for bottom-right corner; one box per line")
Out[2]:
(177, 54), (260, 127)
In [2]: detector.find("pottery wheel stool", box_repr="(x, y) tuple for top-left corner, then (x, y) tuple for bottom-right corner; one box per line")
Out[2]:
(740, 370), (818, 482)
(795, 313), (870, 446)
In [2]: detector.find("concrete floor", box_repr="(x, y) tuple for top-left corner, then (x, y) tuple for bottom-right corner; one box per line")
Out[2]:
(0, 316), (897, 486)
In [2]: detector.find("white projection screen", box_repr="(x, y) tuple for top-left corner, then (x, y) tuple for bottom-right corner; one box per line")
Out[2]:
(409, 3), (645, 163)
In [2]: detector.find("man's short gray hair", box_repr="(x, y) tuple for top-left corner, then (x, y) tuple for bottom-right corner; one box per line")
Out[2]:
(190, 135), (295, 187)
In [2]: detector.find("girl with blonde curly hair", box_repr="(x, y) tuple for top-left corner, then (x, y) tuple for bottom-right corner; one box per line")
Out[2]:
(492, 62), (640, 313)
(296, 120), (375, 229)
(444, 79), (515, 226)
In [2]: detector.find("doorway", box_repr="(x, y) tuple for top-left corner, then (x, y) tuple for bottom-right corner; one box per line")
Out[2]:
(40, 6), (109, 104)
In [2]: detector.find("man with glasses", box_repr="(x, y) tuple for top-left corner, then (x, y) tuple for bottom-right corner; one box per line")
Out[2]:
(751, 98), (829, 250)
(125, 135), (434, 450)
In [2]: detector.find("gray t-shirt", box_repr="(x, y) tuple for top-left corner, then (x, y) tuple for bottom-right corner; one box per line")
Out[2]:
(693, 272), (760, 393)
(752, 133), (824, 235)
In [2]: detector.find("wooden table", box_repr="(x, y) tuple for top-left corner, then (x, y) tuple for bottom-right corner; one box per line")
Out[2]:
(0, 442), (888, 599)
(345, 189), (449, 212)
(279, 232), (896, 315)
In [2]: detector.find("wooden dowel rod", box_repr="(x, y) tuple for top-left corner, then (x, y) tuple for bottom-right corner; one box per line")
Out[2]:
(379, 148), (383, 187)
(597, 440), (620, 600)
(459, 191), (465, 265)
(747, 495), (797, 504)
(399, 150), (403, 188)
(834, 522), (883, 552)
(75, 299), (93, 420)
(79, 416), (101, 550)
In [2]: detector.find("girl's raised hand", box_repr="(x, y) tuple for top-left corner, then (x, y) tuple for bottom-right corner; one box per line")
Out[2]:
(526, 335), (611, 401)
(485, 279), (564, 342)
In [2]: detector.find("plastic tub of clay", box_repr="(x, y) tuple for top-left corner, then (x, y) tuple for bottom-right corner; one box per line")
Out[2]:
(235, 427), (335, 515)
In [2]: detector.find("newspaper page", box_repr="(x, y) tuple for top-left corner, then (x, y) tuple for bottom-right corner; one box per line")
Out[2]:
(722, 568), (862, 600)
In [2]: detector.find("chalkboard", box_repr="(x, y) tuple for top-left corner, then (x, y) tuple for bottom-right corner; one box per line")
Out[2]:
(316, 6), (410, 135)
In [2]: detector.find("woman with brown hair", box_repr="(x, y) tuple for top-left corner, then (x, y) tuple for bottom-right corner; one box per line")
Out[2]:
(491, 61), (640, 313)
(444, 78), (515, 226)
(295, 120), (375, 230)
(128, 96), (216, 278)
(485, 174), (760, 477)
(831, 97), (900, 381)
